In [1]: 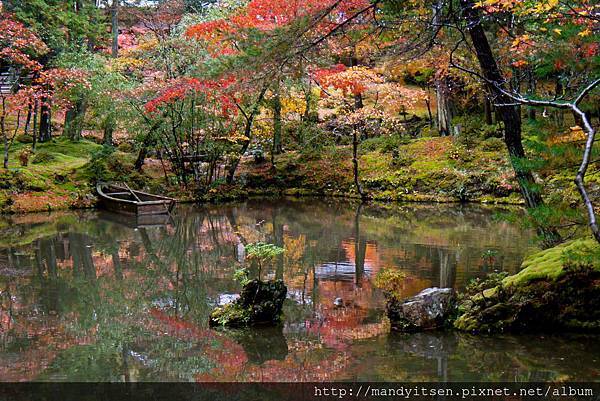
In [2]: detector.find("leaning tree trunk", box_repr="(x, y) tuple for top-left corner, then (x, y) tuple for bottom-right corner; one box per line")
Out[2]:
(461, 0), (561, 245)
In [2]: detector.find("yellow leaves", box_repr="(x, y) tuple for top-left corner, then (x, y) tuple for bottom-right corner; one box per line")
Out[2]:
(476, 0), (559, 15)
(553, 28), (562, 35)
(109, 56), (144, 73)
(548, 126), (586, 145)
(511, 34), (530, 48)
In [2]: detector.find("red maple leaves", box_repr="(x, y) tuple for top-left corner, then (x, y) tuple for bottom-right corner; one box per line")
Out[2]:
(144, 76), (238, 117)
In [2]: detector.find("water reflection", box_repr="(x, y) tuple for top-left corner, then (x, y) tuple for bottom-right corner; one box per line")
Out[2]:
(0, 199), (598, 381)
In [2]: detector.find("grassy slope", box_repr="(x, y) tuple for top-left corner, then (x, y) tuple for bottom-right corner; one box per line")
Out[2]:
(0, 138), (103, 213)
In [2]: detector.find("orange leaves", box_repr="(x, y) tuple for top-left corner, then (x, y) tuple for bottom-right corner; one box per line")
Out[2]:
(313, 65), (382, 97)
(185, 0), (372, 56)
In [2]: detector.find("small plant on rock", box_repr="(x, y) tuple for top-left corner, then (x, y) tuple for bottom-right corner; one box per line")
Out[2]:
(245, 242), (284, 280)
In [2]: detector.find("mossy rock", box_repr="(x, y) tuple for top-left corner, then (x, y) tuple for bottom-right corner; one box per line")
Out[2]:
(209, 279), (287, 328)
(455, 239), (600, 333)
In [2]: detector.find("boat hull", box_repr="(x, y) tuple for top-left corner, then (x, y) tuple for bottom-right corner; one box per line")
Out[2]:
(97, 183), (176, 216)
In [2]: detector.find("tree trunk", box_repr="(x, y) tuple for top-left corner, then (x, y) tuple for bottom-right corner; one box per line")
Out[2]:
(484, 96), (493, 125)
(227, 117), (254, 184)
(461, 0), (560, 245)
(112, 0), (119, 58)
(352, 128), (366, 200)
(432, 0), (452, 136)
(63, 96), (87, 141)
(435, 79), (453, 136)
(226, 88), (268, 184)
(527, 70), (536, 121)
(23, 102), (32, 136)
(39, 97), (52, 142)
(271, 81), (282, 168)
(32, 100), (38, 151)
(1, 96), (7, 169)
(103, 115), (115, 146)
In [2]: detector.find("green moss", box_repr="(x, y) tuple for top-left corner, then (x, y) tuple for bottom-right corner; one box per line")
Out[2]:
(210, 303), (252, 327)
(455, 238), (600, 333)
(503, 239), (600, 288)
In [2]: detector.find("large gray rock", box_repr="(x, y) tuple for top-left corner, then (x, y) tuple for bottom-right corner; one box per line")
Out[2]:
(386, 287), (455, 332)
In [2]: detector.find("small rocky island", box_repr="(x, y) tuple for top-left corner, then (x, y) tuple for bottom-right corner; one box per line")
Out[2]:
(209, 279), (287, 327)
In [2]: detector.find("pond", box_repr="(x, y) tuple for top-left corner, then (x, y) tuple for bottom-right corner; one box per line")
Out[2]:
(0, 198), (598, 382)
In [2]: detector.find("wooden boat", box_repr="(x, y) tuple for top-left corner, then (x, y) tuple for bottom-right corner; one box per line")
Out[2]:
(97, 183), (176, 216)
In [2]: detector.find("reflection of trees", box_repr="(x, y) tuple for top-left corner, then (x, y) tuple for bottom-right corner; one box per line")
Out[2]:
(354, 204), (366, 286)
(0, 200), (542, 381)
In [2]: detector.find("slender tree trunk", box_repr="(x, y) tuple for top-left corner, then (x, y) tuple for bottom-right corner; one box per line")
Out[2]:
(484, 96), (493, 125)
(227, 117), (254, 184)
(23, 102), (32, 136)
(425, 97), (433, 127)
(103, 115), (115, 146)
(432, 0), (452, 136)
(39, 96), (52, 142)
(272, 82), (282, 155)
(271, 81), (282, 168)
(351, 55), (364, 111)
(435, 79), (453, 135)
(112, 0), (119, 58)
(32, 99), (38, 151)
(461, 0), (560, 245)
(527, 70), (537, 120)
(352, 128), (366, 200)
(1, 96), (7, 169)
(226, 87), (268, 184)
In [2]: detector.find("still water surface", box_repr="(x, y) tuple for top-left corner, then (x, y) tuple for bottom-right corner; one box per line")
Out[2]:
(0, 199), (598, 381)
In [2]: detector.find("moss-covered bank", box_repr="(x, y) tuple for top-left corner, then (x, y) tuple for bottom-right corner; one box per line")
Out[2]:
(455, 239), (600, 333)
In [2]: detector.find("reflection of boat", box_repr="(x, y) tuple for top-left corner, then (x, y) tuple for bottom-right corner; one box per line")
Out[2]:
(97, 183), (176, 216)
(97, 210), (172, 228)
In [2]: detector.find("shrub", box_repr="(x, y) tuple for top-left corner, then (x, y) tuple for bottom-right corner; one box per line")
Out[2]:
(452, 115), (503, 147)
(374, 268), (406, 300)
(117, 141), (134, 153)
(446, 144), (474, 163)
(360, 135), (407, 154)
(32, 150), (55, 164)
(16, 135), (33, 144)
(283, 120), (333, 153)
(480, 137), (505, 152)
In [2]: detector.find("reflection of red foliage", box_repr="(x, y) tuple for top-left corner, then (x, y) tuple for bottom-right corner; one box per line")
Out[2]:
(148, 308), (248, 381)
